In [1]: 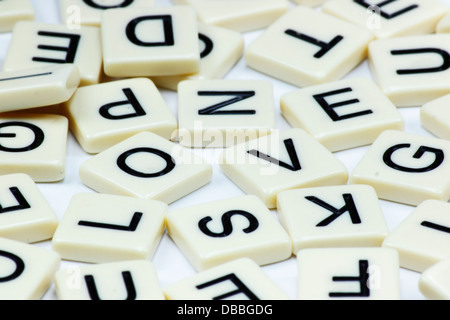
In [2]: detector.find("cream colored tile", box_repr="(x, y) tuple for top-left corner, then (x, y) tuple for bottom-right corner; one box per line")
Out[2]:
(0, 0), (34, 33)
(420, 94), (450, 140)
(350, 130), (450, 206)
(369, 34), (450, 107)
(0, 64), (80, 113)
(323, 0), (448, 39)
(164, 258), (290, 300)
(383, 200), (450, 272)
(245, 6), (373, 87)
(177, 79), (276, 148)
(291, 0), (327, 6)
(166, 195), (292, 271)
(176, 0), (290, 33)
(63, 77), (177, 154)
(0, 114), (68, 182)
(0, 237), (60, 300)
(79, 131), (212, 204)
(152, 23), (244, 91)
(52, 193), (167, 263)
(297, 248), (400, 300)
(419, 257), (450, 300)
(55, 260), (164, 300)
(59, 0), (155, 27)
(0, 173), (58, 243)
(277, 185), (389, 254)
(219, 128), (348, 209)
(436, 11), (450, 33)
(3, 21), (102, 86)
(102, 6), (200, 78)
(280, 77), (404, 152)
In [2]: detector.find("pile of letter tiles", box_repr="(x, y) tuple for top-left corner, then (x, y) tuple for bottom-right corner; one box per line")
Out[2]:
(5, 0), (450, 301)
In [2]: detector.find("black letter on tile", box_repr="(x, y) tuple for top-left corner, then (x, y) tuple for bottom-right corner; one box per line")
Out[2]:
(0, 250), (25, 283)
(421, 221), (450, 234)
(196, 273), (259, 300)
(117, 147), (176, 178)
(313, 87), (373, 121)
(0, 187), (31, 214)
(305, 193), (362, 227)
(0, 122), (45, 152)
(197, 91), (256, 115)
(83, 0), (134, 9)
(284, 30), (343, 58)
(247, 138), (301, 172)
(391, 48), (450, 74)
(198, 210), (259, 238)
(32, 31), (81, 64)
(85, 271), (137, 300)
(329, 260), (370, 298)
(126, 15), (174, 47)
(199, 33), (214, 59)
(354, 0), (418, 19)
(78, 212), (143, 231)
(99, 88), (146, 120)
(383, 144), (444, 173)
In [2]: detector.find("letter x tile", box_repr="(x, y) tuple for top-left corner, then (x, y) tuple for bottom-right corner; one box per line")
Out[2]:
(3, 21), (102, 86)
(0, 114), (68, 182)
(369, 34), (450, 107)
(280, 77), (404, 152)
(164, 258), (290, 300)
(166, 195), (292, 271)
(297, 248), (401, 300)
(322, 0), (448, 39)
(0, 237), (60, 300)
(277, 185), (389, 254)
(245, 6), (373, 87)
(350, 130), (450, 206)
(383, 200), (450, 272)
(55, 260), (164, 300)
(52, 193), (167, 264)
(220, 128), (348, 209)
(0, 173), (58, 243)
(63, 77), (177, 154)
(79, 131), (212, 204)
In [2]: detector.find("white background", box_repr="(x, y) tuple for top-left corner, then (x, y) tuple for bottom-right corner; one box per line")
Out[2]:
(1, 0), (450, 300)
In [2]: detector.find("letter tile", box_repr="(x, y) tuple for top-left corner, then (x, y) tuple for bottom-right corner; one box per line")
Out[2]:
(59, 0), (155, 27)
(0, 114), (68, 182)
(101, 6), (200, 78)
(368, 34), (450, 107)
(3, 21), (102, 86)
(350, 130), (450, 206)
(322, 0), (448, 39)
(52, 193), (167, 263)
(383, 200), (450, 272)
(419, 257), (450, 300)
(63, 77), (177, 154)
(177, 79), (276, 148)
(79, 131), (212, 204)
(297, 248), (401, 300)
(0, 0), (34, 33)
(55, 260), (164, 300)
(171, 0), (290, 33)
(0, 173), (58, 243)
(0, 237), (60, 300)
(277, 185), (390, 254)
(245, 6), (373, 88)
(420, 94), (450, 140)
(152, 23), (244, 91)
(164, 258), (290, 300)
(166, 195), (292, 271)
(0, 64), (80, 113)
(280, 77), (404, 152)
(219, 128), (348, 209)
